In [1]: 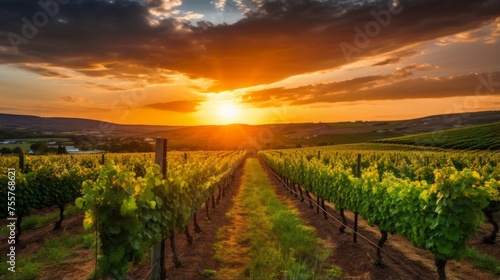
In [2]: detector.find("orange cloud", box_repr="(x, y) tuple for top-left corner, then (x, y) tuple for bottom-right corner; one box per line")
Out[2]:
(143, 100), (203, 113)
(0, 0), (498, 92)
(242, 70), (499, 107)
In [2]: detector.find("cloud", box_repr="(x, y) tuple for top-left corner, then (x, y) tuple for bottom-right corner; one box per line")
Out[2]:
(436, 28), (491, 46)
(146, 0), (183, 18)
(392, 63), (436, 79)
(16, 65), (70, 78)
(213, 0), (227, 10)
(178, 11), (204, 21)
(242, 75), (387, 106)
(368, 48), (421, 67)
(242, 68), (497, 107)
(484, 18), (500, 44)
(144, 100), (203, 112)
(0, 0), (499, 91)
(60, 96), (91, 104)
(371, 57), (403, 66)
(85, 82), (126, 91)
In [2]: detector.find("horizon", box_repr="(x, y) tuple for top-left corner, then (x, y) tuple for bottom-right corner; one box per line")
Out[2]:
(2, 109), (500, 128)
(1, 0), (499, 125)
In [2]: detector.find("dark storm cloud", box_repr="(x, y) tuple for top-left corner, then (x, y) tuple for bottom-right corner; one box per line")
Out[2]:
(241, 71), (500, 106)
(0, 0), (499, 91)
(144, 100), (203, 112)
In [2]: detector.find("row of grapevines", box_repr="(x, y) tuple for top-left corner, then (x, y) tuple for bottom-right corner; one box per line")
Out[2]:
(258, 150), (498, 264)
(0, 157), (99, 242)
(75, 151), (246, 278)
(0, 151), (237, 243)
(0, 153), (156, 231)
(286, 148), (500, 220)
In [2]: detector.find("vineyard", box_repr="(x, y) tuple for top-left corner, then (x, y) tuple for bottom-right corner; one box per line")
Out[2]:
(0, 143), (499, 279)
(375, 122), (500, 150)
(259, 148), (500, 279)
(0, 149), (246, 279)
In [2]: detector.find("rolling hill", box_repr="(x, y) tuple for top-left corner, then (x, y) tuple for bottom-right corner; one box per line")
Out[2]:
(374, 122), (500, 150)
(1, 111), (499, 150)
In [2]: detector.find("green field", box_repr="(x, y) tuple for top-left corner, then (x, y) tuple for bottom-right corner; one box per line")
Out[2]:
(0, 138), (72, 152)
(6, 138), (71, 142)
(374, 122), (500, 150)
(0, 143), (32, 151)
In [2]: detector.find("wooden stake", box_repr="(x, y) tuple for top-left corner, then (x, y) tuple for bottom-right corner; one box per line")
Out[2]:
(151, 138), (167, 280)
(354, 154), (361, 243)
(19, 152), (24, 172)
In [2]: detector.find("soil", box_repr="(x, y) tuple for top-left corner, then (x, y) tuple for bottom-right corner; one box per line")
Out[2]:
(2, 157), (499, 280)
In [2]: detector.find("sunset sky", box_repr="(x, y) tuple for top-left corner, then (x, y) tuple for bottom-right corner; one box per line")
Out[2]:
(0, 0), (499, 125)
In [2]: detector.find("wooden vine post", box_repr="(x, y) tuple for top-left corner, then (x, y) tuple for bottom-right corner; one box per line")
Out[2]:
(317, 150), (327, 217)
(151, 138), (167, 280)
(353, 154), (361, 243)
(19, 152), (24, 172)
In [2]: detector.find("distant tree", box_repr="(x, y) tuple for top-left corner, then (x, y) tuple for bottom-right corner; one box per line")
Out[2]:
(56, 145), (67, 154)
(0, 147), (11, 154)
(96, 144), (109, 151)
(30, 143), (40, 151)
(38, 143), (49, 153)
(12, 147), (23, 154)
(80, 144), (91, 151)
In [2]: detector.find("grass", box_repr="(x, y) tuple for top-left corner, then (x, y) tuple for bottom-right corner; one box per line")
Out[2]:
(0, 232), (87, 280)
(214, 158), (339, 279)
(201, 269), (216, 278)
(0, 205), (82, 236)
(461, 247), (500, 276)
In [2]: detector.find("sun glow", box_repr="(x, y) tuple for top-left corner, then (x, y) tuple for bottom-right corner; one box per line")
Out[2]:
(218, 104), (240, 120)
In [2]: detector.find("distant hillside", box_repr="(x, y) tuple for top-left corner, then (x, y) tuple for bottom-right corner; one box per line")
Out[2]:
(1, 111), (499, 150)
(325, 110), (500, 135)
(0, 113), (180, 138)
(374, 122), (500, 150)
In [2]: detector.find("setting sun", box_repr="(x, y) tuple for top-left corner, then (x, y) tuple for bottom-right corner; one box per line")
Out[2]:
(218, 104), (240, 120)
